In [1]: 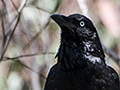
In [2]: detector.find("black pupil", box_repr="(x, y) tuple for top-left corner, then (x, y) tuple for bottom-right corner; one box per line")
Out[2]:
(80, 22), (84, 26)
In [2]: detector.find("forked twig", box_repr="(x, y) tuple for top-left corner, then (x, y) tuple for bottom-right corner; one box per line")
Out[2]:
(0, 0), (28, 62)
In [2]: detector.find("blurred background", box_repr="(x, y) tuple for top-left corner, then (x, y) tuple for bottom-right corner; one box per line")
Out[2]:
(0, 0), (120, 90)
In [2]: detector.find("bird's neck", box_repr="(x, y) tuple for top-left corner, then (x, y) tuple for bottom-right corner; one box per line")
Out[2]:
(56, 41), (87, 70)
(82, 40), (105, 63)
(56, 40), (105, 70)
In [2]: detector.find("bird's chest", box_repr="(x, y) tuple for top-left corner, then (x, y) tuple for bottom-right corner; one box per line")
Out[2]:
(54, 68), (93, 90)
(52, 65), (114, 90)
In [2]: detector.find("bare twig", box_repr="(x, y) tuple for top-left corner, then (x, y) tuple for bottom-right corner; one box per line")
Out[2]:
(0, 18), (7, 62)
(20, 28), (43, 53)
(5, 57), (46, 79)
(102, 44), (120, 66)
(0, 15), (20, 61)
(36, 6), (51, 13)
(3, 52), (55, 61)
(21, 0), (61, 53)
(15, 60), (36, 73)
(1, 0), (6, 8)
(0, 1), (8, 62)
(0, 0), (8, 17)
(0, 0), (28, 62)
(0, 9), (7, 17)
(3, 51), (54, 75)
(1, 19), (5, 37)
(10, 0), (18, 11)
(2, 51), (50, 78)
(50, 0), (61, 14)
(6, 57), (38, 73)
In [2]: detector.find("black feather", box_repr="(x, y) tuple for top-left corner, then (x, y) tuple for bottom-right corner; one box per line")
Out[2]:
(44, 14), (120, 90)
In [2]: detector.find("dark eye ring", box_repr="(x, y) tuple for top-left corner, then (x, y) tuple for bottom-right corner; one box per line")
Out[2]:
(80, 21), (85, 27)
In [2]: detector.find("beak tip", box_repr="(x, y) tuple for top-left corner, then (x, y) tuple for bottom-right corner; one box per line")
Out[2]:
(50, 14), (55, 19)
(51, 14), (68, 27)
(51, 14), (61, 20)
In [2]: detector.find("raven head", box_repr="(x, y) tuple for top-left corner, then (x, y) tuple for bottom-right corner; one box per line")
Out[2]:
(51, 14), (105, 69)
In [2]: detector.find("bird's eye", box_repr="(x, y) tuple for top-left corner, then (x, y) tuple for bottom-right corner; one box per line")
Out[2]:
(80, 21), (85, 27)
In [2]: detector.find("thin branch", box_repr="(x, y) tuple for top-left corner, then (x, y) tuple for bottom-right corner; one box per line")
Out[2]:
(2, 51), (55, 78)
(5, 57), (39, 74)
(0, 15), (20, 62)
(1, 0), (6, 8)
(0, 1), (8, 62)
(50, 0), (61, 14)
(102, 44), (120, 66)
(5, 58), (46, 79)
(1, 18), (5, 37)
(20, 18), (49, 53)
(14, 60), (37, 73)
(21, 28), (43, 53)
(0, 18), (7, 62)
(10, 0), (18, 11)
(20, 0), (61, 53)
(40, 73), (46, 79)
(2, 52), (49, 79)
(0, 0), (28, 62)
(3, 52), (55, 61)
(36, 6), (51, 13)
(17, 60), (46, 79)
(1, 18), (6, 44)
(15, 59), (46, 79)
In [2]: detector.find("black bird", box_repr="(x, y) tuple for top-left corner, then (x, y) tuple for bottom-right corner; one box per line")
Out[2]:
(44, 14), (120, 90)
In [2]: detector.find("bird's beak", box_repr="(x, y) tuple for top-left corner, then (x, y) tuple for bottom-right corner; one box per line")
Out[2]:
(51, 14), (72, 28)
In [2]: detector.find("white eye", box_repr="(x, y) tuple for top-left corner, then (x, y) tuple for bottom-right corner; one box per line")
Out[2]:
(80, 21), (85, 27)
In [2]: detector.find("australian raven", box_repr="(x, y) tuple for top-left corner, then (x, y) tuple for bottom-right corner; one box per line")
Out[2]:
(44, 14), (120, 90)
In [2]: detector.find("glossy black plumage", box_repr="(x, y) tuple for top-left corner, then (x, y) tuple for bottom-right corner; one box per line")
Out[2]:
(44, 14), (120, 90)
